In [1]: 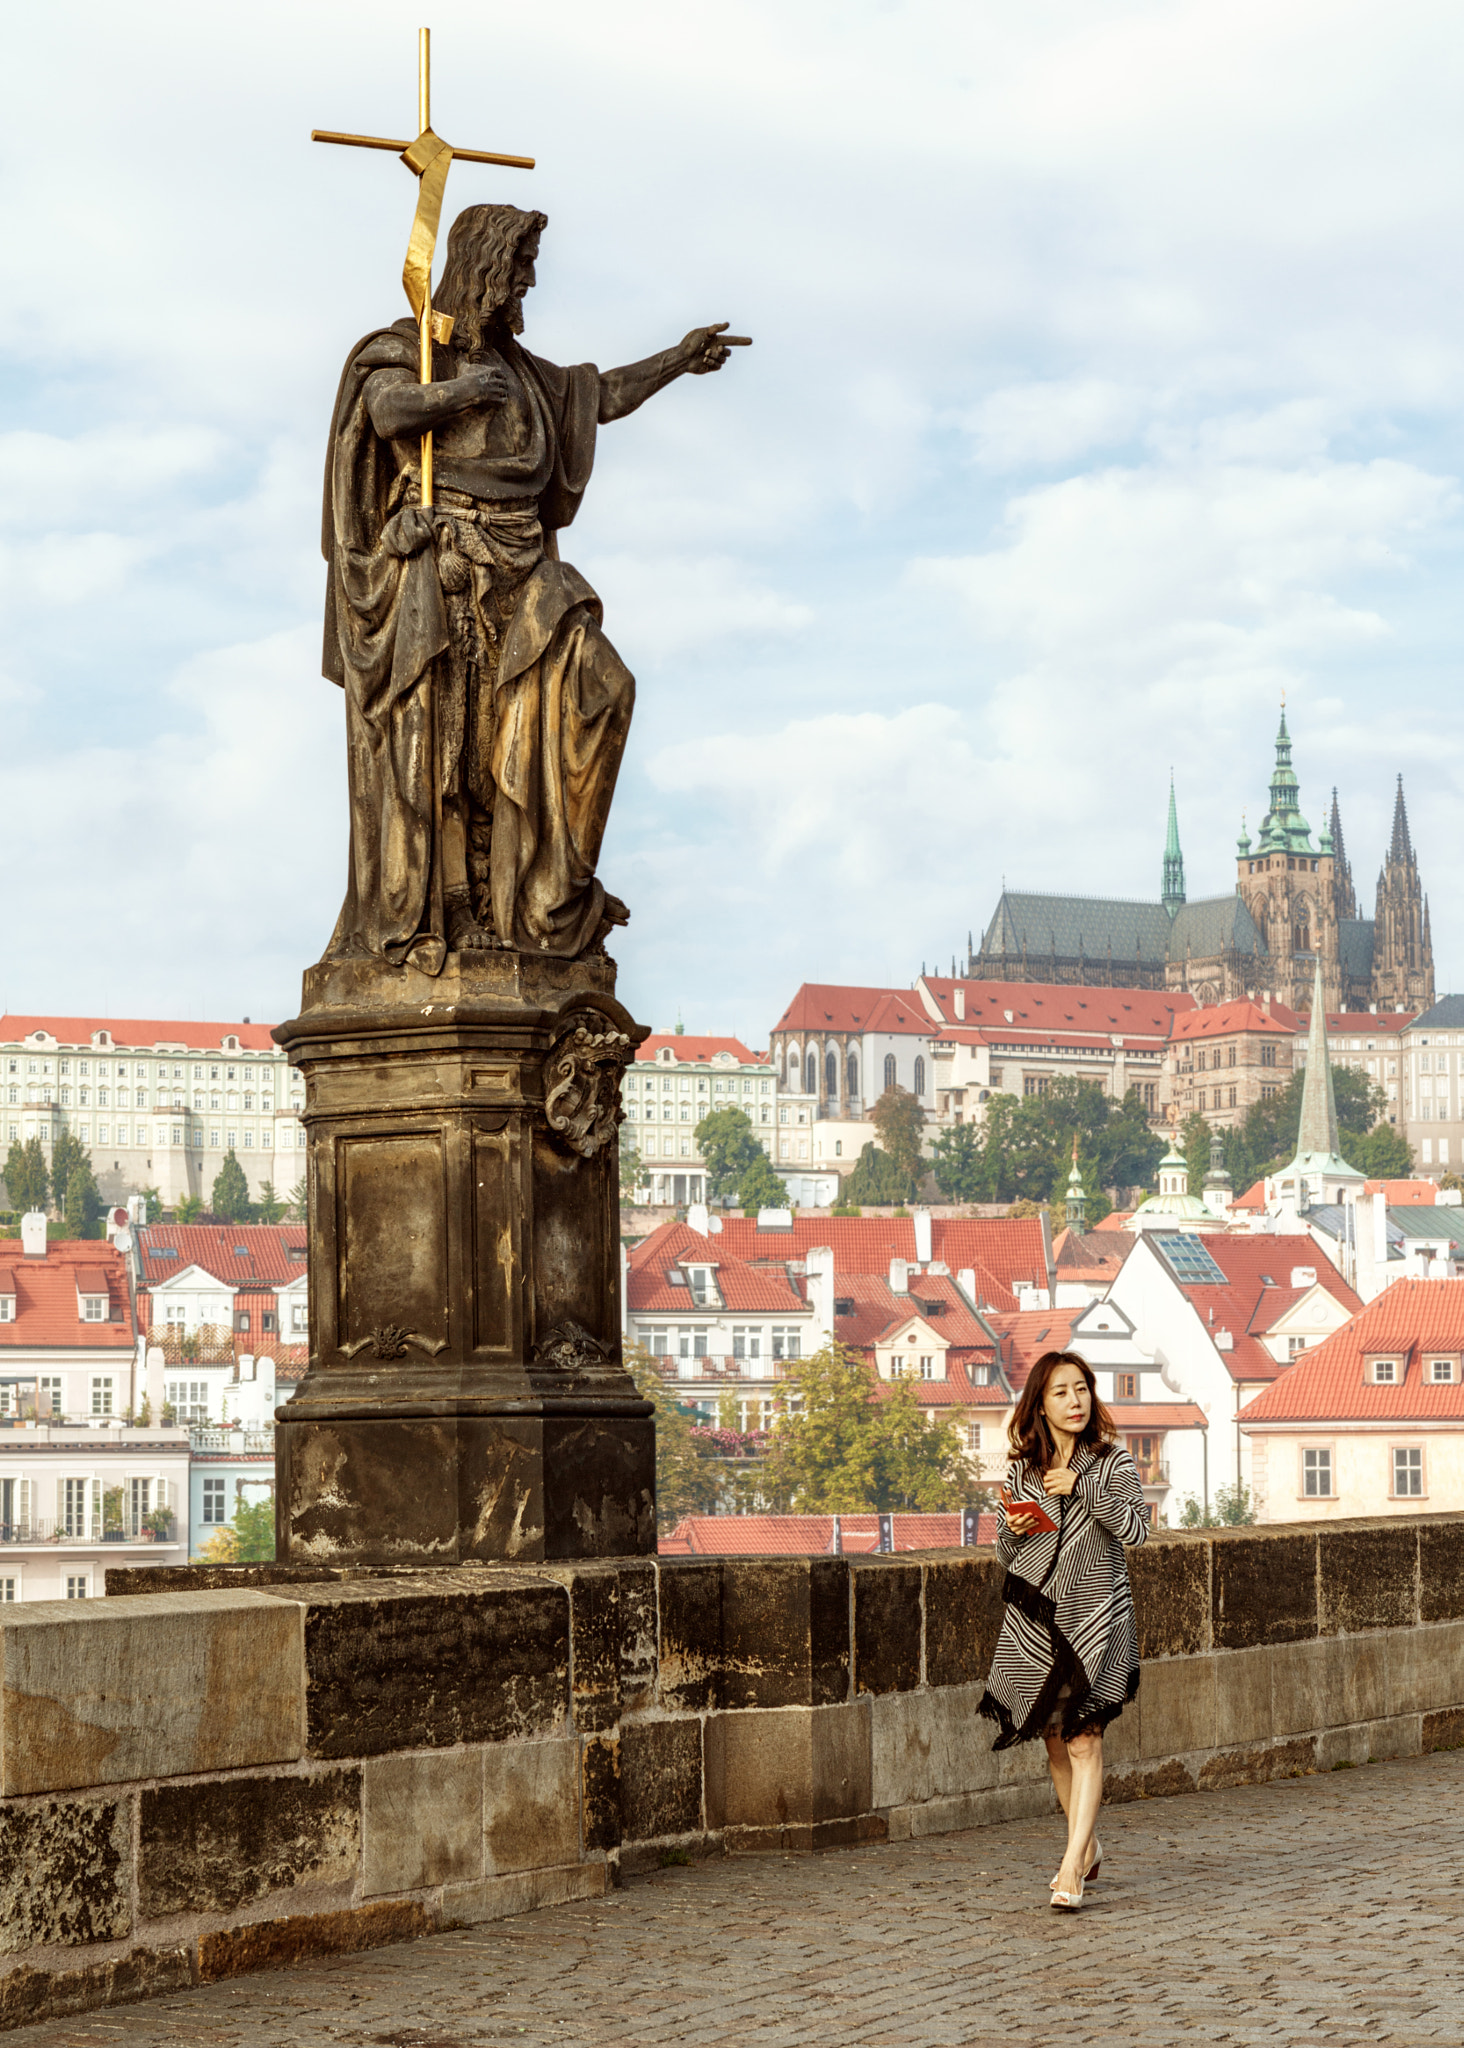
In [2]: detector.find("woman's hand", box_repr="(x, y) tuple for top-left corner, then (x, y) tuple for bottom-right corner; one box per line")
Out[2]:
(1004, 1502), (1050, 1534)
(1042, 1466), (1079, 1497)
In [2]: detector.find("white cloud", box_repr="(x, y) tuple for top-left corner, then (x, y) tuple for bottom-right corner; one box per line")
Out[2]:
(589, 553), (812, 662)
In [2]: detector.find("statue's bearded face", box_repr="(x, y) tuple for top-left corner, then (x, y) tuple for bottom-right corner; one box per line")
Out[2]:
(501, 233), (540, 336)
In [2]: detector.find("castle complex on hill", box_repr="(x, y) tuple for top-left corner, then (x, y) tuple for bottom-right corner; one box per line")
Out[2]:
(969, 712), (1433, 1017)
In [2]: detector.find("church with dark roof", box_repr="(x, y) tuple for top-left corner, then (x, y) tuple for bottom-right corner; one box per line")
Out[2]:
(969, 712), (1433, 1016)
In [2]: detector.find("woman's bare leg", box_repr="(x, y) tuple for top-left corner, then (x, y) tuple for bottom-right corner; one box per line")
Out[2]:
(1043, 1731), (1073, 1823)
(1054, 1729), (1104, 1893)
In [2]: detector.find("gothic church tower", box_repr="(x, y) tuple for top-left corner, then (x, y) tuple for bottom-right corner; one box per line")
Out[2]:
(1372, 777), (1434, 1012)
(1235, 709), (1341, 1013)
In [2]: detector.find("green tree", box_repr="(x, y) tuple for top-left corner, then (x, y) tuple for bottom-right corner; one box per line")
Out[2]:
(289, 1178), (308, 1222)
(870, 1085), (926, 1185)
(63, 1157), (102, 1240)
(737, 1151), (789, 1214)
(692, 1105), (763, 1204)
(1179, 1111), (1213, 1195)
(1348, 1123), (1414, 1179)
(3, 1137), (49, 1215)
(1178, 1483), (1255, 1528)
(930, 1123), (986, 1202)
(50, 1129), (87, 1217)
(137, 1186), (164, 1224)
(198, 1495), (277, 1563)
(767, 1342), (968, 1512)
(842, 1141), (916, 1206)
(211, 1151), (253, 1222)
(1241, 1064), (1388, 1178)
(254, 1179), (287, 1225)
(175, 1193), (204, 1225)
(624, 1343), (722, 1531)
(618, 1129), (644, 1204)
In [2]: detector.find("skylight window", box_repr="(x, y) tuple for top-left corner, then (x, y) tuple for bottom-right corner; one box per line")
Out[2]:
(1157, 1235), (1228, 1287)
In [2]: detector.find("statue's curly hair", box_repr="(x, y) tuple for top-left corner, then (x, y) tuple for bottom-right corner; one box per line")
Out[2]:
(434, 203), (547, 353)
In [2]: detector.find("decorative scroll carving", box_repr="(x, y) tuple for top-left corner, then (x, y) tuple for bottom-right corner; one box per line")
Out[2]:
(532, 1320), (617, 1374)
(543, 1014), (632, 1156)
(340, 1326), (449, 1361)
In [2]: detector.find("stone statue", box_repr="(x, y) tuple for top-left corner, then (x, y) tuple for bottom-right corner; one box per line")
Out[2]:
(321, 202), (742, 974)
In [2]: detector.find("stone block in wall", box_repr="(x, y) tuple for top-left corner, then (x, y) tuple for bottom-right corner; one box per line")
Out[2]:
(869, 1684), (994, 1809)
(264, 1573), (567, 1760)
(484, 1737), (582, 1873)
(923, 1556), (1004, 1689)
(657, 1561), (722, 1713)
(1102, 1756), (1198, 1804)
(1213, 1532), (1317, 1649)
(442, 1863), (605, 1927)
(0, 1947), (191, 2032)
(720, 1559), (849, 1710)
(851, 1560), (922, 1696)
(1319, 1527), (1418, 1635)
(0, 1592), (304, 1796)
(1139, 1655), (1216, 1758)
(1423, 1705), (1464, 1751)
(141, 1767), (360, 1917)
(888, 1781), (1055, 1840)
(704, 1700), (871, 1829)
(540, 1561), (656, 1733)
(1214, 1646), (1274, 1747)
(580, 1736), (620, 1854)
(1271, 1634), (1388, 1738)
(1195, 1736), (1315, 1790)
(1419, 1522), (1464, 1623)
(361, 1750), (482, 1898)
(619, 1719), (702, 1842)
(1385, 1621), (1464, 1717)
(0, 1796), (130, 1953)
(196, 1899), (431, 1981)
(1130, 1539), (1209, 1658)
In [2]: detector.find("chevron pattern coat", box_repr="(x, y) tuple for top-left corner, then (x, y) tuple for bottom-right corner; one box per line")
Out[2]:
(978, 1440), (1149, 1749)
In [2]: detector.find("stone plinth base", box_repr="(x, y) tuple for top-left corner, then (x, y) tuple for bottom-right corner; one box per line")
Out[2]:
(272, 949), (654, 1566)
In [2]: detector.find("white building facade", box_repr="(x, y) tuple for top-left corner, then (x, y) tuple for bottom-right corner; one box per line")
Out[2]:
(620, 1035), (777, 1207)
(0, 1013), (306, 1209)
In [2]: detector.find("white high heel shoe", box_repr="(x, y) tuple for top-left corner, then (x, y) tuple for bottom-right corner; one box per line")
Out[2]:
(1050, 1872), (1085, 1912)
(1051, 1837), (1102, 1889)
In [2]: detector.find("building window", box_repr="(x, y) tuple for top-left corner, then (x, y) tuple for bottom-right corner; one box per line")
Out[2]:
(1126, 1435), (1162, 1484)
(825, 1050), (838, 1101)
(202, 1477), (227, 1524)
(890, 1355), (905, 1375)
(1227, 1046), (1236, 1067)
(81, 1295), (106, 1323)
(1115, 1373), (1137, 1399)
(1229, 1086), (1237, 1108)
(65, 1576), (89, 1600)
(913, 1056), (926, 1098)
(847, 1053), (858, 1099)
(1392, 1446), (1424, 1498)
(1371, 1359), (1397, 1385)
(965, 1423), (981, 1452)
(770, 1328), (799, 1360)
(804, 1051), (817, 1096)
(1428, 1358), (1456, 1383)
(90, 1378), (114, 1417)
(1261, 1043), (1277, 1067)
(919, 1355), (935, 1378)
(0, 1579), (15, 1602)
(1302, 1447), (1332, 1497)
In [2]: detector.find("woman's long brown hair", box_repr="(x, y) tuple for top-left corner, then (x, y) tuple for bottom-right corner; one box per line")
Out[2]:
(1008, 1350), (1117, 1475)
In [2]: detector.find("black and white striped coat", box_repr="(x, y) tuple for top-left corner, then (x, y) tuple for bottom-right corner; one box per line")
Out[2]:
(978, 1441), (1149, 1749)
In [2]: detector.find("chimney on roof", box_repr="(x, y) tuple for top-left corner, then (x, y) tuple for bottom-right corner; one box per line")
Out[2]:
(805, 1245), (836, 1345)
(889, 1257), (910, 1295)
(20, 1212), (46, 1259)
(687, 1202), (710, 1238)
(954, 988), (965, 1021)
(956, 1267), (977, 1306)
(913, 1208), (932, 1264)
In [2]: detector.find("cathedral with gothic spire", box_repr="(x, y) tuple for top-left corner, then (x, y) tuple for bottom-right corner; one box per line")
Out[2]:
(969, 711), (1433, 1015)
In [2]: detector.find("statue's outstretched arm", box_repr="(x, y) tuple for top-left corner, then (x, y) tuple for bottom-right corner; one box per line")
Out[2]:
(598, 324), (744, 423)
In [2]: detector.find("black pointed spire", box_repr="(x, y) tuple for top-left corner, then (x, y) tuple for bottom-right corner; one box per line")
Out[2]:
(1328, 786), (1356, 920)
(1391, 775), (1413, 862)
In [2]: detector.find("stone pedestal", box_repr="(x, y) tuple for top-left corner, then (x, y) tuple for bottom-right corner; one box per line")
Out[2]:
(272, 951), (654, 1567)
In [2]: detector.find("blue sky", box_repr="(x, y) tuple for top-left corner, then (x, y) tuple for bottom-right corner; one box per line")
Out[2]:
(4, 1), (1464, 1043)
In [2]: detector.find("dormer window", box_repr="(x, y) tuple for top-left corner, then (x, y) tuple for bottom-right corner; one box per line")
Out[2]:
(1429, 1358), (1457, 1383)
(0, 1296), (14, 1324)
(80, 1295), (107, 1323)
(1369, 1357), (1398, 1385)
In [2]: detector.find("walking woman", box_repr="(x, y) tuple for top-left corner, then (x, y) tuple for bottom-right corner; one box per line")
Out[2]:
(978, 1349), (1149, 1911)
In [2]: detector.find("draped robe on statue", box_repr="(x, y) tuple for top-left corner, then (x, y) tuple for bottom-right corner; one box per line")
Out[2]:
(321, 319), (634, 972)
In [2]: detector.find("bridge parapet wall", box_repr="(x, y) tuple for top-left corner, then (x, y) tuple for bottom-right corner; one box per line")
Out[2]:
(0, 1518), (1460, 2030)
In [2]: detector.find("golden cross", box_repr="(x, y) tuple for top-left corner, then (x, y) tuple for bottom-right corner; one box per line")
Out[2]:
(313, 28), (535, 507)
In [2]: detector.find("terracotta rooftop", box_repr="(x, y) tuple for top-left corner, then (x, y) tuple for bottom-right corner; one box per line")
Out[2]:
(138, 1224), (309, 1293)
(0, 1240), (134, 1350)
(772, 986), (934, 1036)
(662, 1512), (1001, 1555)
(1, 1013), (279, 1052)
(1145, 1231), (1361, 1383)
(1239, 1279), (1464, 1423)
(634, 1035), (765, 1066)
(918, 978), (1195, 1040)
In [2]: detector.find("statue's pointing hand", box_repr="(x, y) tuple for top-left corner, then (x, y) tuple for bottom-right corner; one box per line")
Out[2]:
(680, 322), (751, 375)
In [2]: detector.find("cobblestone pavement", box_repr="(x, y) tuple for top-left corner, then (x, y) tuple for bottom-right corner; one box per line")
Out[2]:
(15, 1749), (1464, 2048)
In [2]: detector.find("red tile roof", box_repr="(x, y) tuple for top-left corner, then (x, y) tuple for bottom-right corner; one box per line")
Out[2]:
(693, 1215), (1050, 1310)
(0, 1241), (134, 1349)
(1291, 1010), (1413, 1038)
(137, 1224), (308, 1301)
(626, 1226), (806, 1316)
(1148, 1232), (1361, 1383)
(635, 1035), (765, 1065)
(1169, 1001), (1296, 1042)
(772, 986), (934, 1036)
(983, 1308), (1081, 1391)
(919, 979), (1195, 1040)
(1051, 1227), (1125, 1275)
(1363, 1180), (1438, 1205)
(1239, 1280), (1464, 1423)
(1233, 1181), (1267, 1211)
(1108, 1402), (1208, 1430)
(662, 1512), (1000, 1555)
(1, 1013), (279, 1052)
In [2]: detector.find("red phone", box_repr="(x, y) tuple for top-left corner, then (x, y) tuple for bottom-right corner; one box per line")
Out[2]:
(1000, 1488), (1057, 1534)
